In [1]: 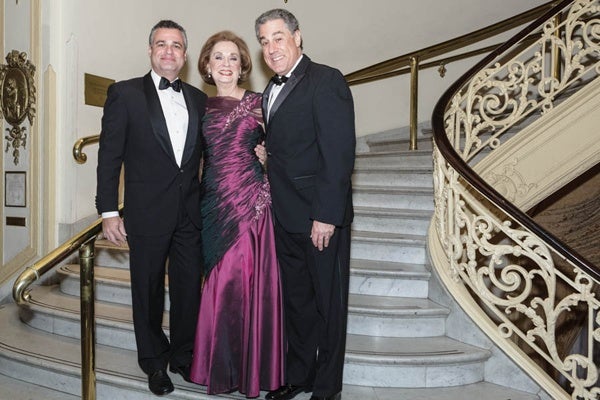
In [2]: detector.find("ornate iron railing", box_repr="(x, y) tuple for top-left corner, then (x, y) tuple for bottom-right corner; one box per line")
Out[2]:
(430, 0), (600, 398)
(345, 0), (561, 150)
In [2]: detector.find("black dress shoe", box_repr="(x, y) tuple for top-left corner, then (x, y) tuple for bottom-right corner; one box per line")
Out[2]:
(169, 363), (193, 383)
(266, 384), (308, 400)
(148, 369), (174, 396)
(310, 393), (341, 400)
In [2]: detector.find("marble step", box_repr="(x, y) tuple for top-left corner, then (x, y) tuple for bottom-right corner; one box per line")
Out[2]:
(355, 149), (433, 169)
(61, 258), (430, 306)
(57, 265), (439, 339)
(0, 304), (240, 399)
(350, 259), (431, 298)
(342, 381), (540, 400)
(26, 283), (448, 351)
(347, 294), (448, 337)
(16, 286), (466, 380)
(367, 135), (433, 152)
(344, 334), (491, 387)
(0, 373), (79, 400)
(0, 305), (539, 400)
(89, 231), (429, 278)
(9, 296), (487, 387)
(91, 205), (435, 270)
(352, 165), (433, 187)
(351, 230), (427, 263)
(57, 264), (170, 308)
(352, 185), (434, 210)
(353, 206), (432, 235)
(93, 239), (130, 270)
(20, 284), (153, 351)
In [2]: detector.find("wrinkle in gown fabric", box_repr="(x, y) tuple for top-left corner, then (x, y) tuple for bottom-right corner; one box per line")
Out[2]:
(190, 92), (284, 397)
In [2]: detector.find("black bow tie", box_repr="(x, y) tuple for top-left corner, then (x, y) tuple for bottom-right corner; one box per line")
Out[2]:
(271, 75), (288, 86)
(159, 77), (182, 92)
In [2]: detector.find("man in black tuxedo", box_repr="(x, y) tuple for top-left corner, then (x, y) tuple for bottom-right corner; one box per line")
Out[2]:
(95, 20), (206, 396)
(255, 9), (356, 400)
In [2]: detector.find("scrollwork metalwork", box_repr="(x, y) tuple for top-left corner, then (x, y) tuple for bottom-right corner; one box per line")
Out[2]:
(432, 1), (600, 398)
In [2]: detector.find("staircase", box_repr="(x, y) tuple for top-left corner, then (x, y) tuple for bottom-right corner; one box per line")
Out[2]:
(0, 129), (542, 399)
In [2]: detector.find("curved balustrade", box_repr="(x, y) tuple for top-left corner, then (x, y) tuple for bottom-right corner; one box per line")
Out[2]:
(430, 0), (600, 399)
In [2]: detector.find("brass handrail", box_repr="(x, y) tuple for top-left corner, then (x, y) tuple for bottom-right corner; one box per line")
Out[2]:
(13, 221), (102, 400)
(345, 0), (561, 83)
(12, 217), (102, 305)
(79, 239), (97, 398)
(73, 134), (100, 164)
(344, 0), (561, 150)
(12, 208), (122, 400)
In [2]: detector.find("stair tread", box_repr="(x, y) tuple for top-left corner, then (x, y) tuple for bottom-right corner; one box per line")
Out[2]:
(63, 259), (431, 284)
(359, 382), (540, 400)
(26, 284), (168, 329)
(11, 297), (482, 364)
(354, 205), (433, 218)
(348, 294), (449, 316)
(367, 135), (433, 145)
(353, 184), (434, 194)
(352, 230), (426, 243)
(356, 149), (432, 157)
(59, 264), (132, 286)
(95, 238), (130, 250)
(354, 165), (433, 172)
(345, 334), (491, 365)
(350, 258), (430, 277)
(0, 305), (229, 398)
(0, 305), (537, 400)
(0, 373), (79, 400)
(25, 284), (449, 330)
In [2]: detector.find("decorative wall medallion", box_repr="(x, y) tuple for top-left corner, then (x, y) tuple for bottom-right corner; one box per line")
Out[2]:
(0, 50), (36, 165)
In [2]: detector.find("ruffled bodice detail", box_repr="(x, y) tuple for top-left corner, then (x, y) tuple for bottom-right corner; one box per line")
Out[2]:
(200, 92), (268, 273)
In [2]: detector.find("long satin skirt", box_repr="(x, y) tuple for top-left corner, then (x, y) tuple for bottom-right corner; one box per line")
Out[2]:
(190, 209), (285, 398)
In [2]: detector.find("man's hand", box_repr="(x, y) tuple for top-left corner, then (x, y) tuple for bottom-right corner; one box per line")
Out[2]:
(102, 216), (127, 246)
(254, 141), (267, 166)
(311, 220), (335, 251)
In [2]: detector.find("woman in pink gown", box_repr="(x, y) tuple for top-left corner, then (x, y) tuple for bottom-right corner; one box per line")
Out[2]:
(189, 31), (284, 398)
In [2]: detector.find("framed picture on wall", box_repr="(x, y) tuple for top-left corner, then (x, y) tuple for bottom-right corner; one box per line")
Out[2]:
(5, 171), (26, 207)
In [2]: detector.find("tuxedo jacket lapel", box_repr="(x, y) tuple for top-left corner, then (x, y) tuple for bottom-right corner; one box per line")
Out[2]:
(265, 55), (310, 125)
(262, 82), (273, 122)
(143, 73), (177, 163)
(180, 83), (199, 166)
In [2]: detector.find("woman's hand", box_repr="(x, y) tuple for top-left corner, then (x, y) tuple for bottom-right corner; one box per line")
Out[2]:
(255, 141), (267, 166)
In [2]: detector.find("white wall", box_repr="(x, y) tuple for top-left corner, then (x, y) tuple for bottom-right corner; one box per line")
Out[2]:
(44, 0), (548, 232)
(2, 0), (31, 262)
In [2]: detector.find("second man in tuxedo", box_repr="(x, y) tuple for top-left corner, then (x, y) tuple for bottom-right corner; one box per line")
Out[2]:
(95, 20), (207, 396)
(255, 9), (356, 400)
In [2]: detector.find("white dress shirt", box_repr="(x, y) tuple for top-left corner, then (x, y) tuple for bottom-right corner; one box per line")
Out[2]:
(267, 55), (304, 120)
(151, 70), (189, 167)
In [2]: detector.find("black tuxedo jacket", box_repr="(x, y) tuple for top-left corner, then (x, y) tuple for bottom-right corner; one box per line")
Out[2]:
(263, 55), (355, 233)
(96, 72), (207, 236)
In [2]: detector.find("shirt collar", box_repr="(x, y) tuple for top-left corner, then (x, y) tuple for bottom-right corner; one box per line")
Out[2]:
(284, 54), (304, 78)
(150, 69), (180, 89)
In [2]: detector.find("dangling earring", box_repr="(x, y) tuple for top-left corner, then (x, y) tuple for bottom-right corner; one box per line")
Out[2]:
(207, 70), (212, 78)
